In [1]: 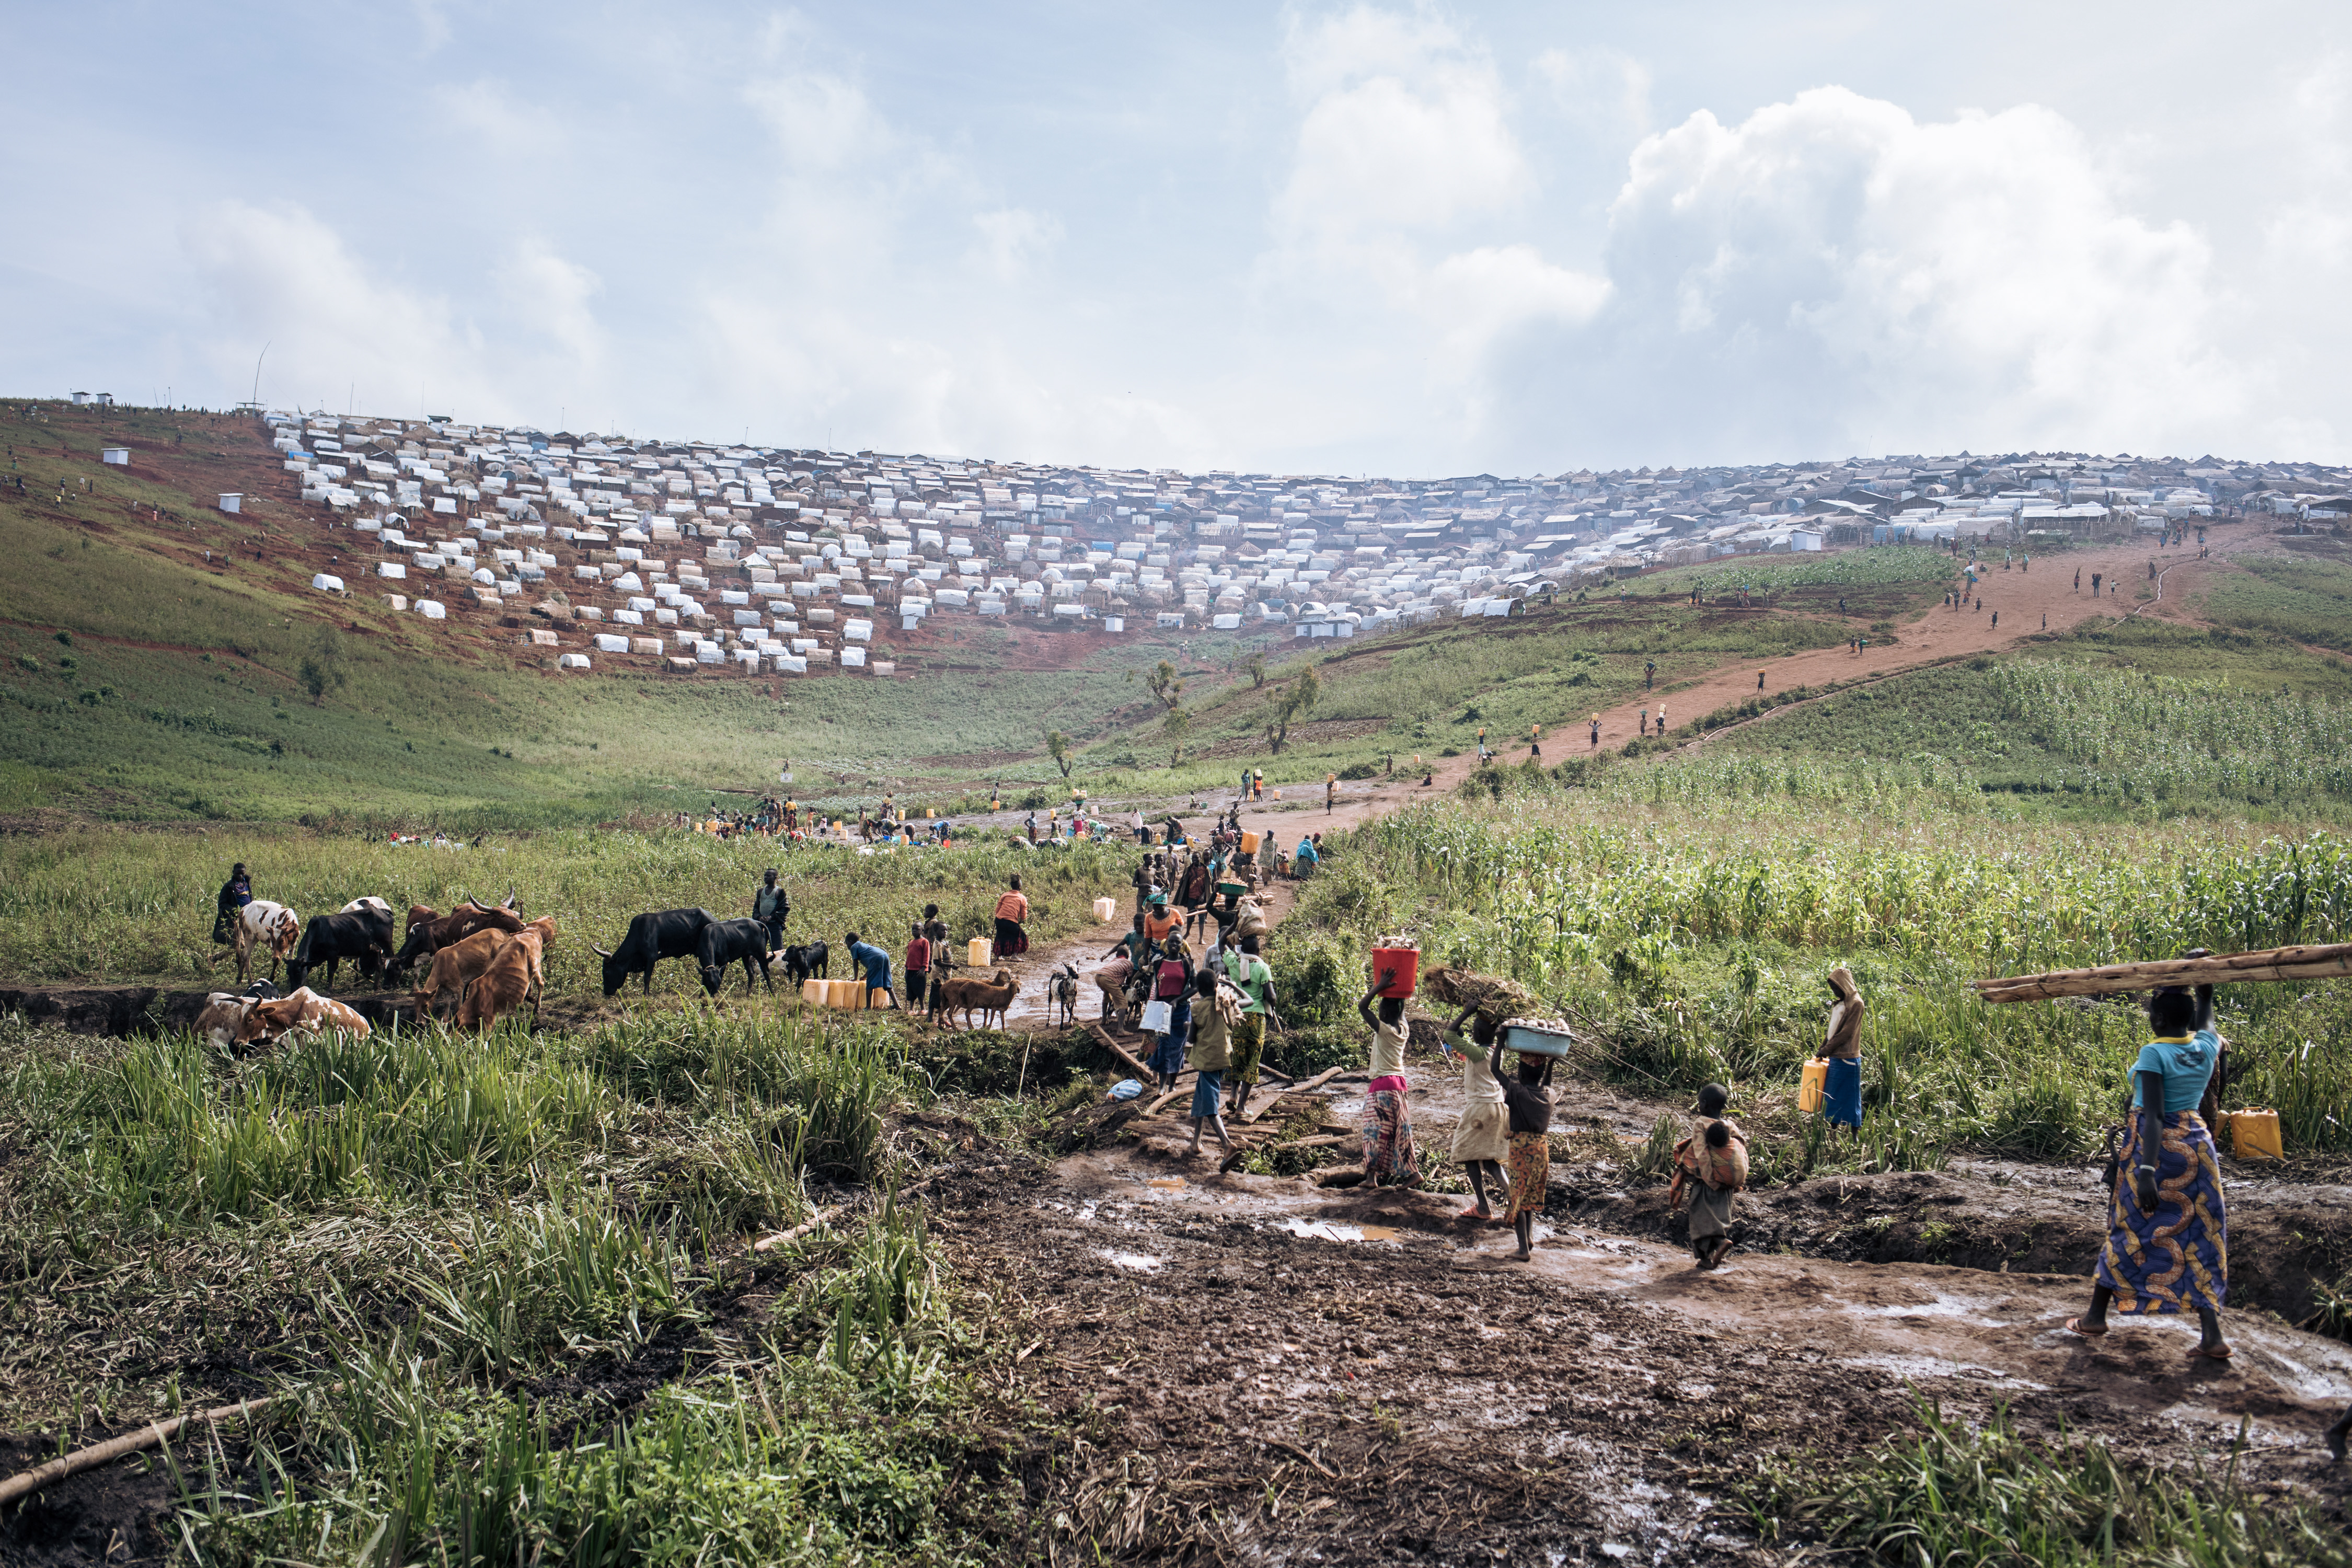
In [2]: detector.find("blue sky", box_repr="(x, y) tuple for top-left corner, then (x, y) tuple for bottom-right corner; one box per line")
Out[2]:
(4, 2), (2347, 472)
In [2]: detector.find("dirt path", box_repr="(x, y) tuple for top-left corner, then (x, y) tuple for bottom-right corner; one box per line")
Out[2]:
(981, 529), (2257, 1030)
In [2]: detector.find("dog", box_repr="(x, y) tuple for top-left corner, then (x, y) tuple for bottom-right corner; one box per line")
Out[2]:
(782, 940), (830, 987)
(1050, 961), (1080, 1026)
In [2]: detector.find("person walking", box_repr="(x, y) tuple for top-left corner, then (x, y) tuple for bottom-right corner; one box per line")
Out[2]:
(1589, 715), (1600, 749)
(1183, 970), (1237, 1158)
(1528, 724), (1541, 760)
(1757, 670), (1767, 691)
(2065, 968), (2233, 1359)
(1442, 1009), (1511, 1221)
(1671, 1083), (1746, 1270)
(1147, 935), (1194, 1093)
(1645, 660), (1656, 690)
(1356, 977), (1415, 1185)
(1325, 773), (1337, 815)
(212, 862), (252, 948)
(1496, 1038), (1555, 1262)
(1228, 935), (1277, 1118)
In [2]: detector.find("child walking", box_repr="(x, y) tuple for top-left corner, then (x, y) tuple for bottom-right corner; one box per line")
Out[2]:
(1443, 1008), (1511, 1221)
(1670, 1082), (1748, 1269)
(1494, 1039), (1555, 1261)
(1184, 970), (1237, 1158)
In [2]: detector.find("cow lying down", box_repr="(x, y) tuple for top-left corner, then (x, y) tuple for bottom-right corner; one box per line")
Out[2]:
(194, 987), (372, 1052)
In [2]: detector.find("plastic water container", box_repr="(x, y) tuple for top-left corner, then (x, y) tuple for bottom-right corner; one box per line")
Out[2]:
(1501, 1023), (1574, 1058)
(801, 979), (826, 1007)
(1092, 896), (1116, 923)
(1371, 946), (1420, 999)
(2228, 1107), (2283, 1161)
(967, 936), (992, 968)
(1798, 1059), (1827, 1114)
(1239, 831), (1261, 855)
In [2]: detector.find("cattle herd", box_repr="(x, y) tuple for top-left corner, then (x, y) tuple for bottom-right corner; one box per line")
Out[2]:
(206, 895), (895, 1052)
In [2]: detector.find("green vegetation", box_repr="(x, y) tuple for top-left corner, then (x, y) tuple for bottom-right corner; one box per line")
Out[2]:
(1640, 542), (1958, 594)
(0, 824), (1129, 991)
(2201, 549), (2352, 651)
(1705, 622), (2352, 818)
(1288, 785), (2352, 1170)
(1743, 1399), (2352, 1566)
(0, 1006), (1036, 1565)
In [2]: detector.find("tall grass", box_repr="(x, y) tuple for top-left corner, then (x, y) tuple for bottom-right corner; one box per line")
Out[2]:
(1742, 1398), (2352, 1567)
(0, 824), (1130, 992)
(1296, 797), (2352, 1157)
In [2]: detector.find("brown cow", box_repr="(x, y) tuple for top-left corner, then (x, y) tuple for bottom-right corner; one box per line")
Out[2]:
(939, 967), (1016, 1029)
(194, 991), (269, 1051)
(506, 916), (556, 1021)
(250, 986), (372, 1045)
(388, 900), (525, 983)
(457, 940), (533, 1033)
(412, 928), (512, 1018)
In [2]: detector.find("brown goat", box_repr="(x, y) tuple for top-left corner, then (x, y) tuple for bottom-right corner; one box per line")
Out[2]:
(939, 966), (1017, 1029)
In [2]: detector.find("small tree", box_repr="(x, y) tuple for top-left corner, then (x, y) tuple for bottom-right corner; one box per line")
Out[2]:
(1162, 706), (1192, 768)
(298, 625), (348, 705)
(1246, 652), (1267, 689)
(1265, 664), (1320, 754)
(1046, 729), (1075, 780)
(1146, 659), (1184, 711)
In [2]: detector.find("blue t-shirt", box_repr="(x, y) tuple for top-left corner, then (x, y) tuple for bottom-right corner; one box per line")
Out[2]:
(2131, 1028), (2220, 1113)
(848, 940), (891, 990)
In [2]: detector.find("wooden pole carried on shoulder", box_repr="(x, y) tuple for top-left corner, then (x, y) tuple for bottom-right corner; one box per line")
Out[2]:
(1974, 942), (2352, 1005)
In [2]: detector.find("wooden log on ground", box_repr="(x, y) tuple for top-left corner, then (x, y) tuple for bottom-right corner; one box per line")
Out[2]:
(1088, 1021), (1156, 1081)
(1974, 943), (2352, 1004)
(752, 1175), (939, 1253)
(1242, 1065), (1345, 1122)
(0, 1397), (284, 1507)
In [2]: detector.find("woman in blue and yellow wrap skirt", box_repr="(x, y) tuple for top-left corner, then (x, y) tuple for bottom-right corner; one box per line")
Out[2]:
(2065, 967), (2232, 1360)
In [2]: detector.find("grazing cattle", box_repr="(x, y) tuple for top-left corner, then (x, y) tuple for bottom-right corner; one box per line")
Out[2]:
(232, 899), (303, 984)
(940, 968), (1016, 1029)
(412, 928), (511, 1018)
(781, 940), (830, 988)
(282, 906), (395, 991)
(508, 916), (556, 1017)
(340, 897), (395, 920)
(697, 918), (777, 996)
(251, 986), (372, 1044)
(387, 900), (525, 983)
(456, 941), (533, 1033)
(593, 908), (717, 997)
(194, 991), (269, 1051)
(1050, 962), (1080, 1026)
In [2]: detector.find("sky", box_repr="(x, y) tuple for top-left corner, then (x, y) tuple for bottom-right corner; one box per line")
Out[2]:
(3, 2), (2349, 475)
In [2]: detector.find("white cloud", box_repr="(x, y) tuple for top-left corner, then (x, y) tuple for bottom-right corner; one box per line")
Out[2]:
(968, 207), (1064, 283)
(1275, 5), (1532, 251)
(1532, 45), (1652, 144)
(495, 240), (603, 365)
(428, 79), (566, 158)
(1483, 86), (2254, 463)
(179, 199), (503, 417)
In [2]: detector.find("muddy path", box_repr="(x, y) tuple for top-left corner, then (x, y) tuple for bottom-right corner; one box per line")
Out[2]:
(949, 1120), (2352, 1565)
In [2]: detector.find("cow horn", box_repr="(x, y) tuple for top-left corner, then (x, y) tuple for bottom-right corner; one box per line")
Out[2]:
(592, 944), (612, 958)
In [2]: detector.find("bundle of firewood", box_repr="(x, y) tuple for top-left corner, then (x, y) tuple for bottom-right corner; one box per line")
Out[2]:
(1974, 942), (2352, 1004)
(1418, 963), (1541, 1028)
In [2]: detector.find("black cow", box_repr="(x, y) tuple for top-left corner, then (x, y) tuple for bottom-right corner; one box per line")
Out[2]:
(781, 940), (829, 987)
(282, 907), (396, 992)
(698, 918), (777, 996)
(594, 908), (717, 997)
